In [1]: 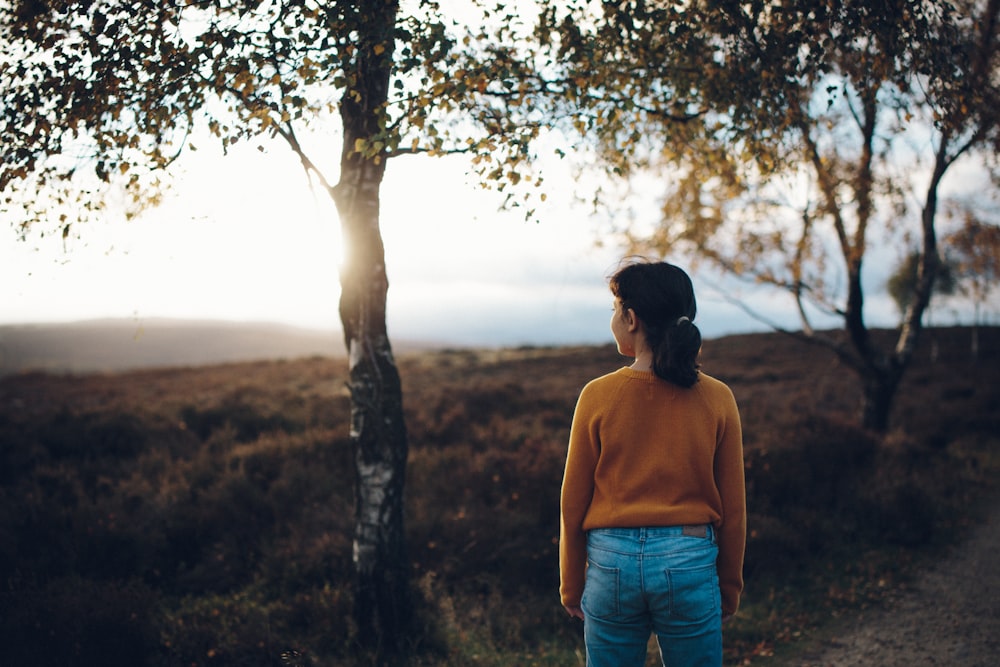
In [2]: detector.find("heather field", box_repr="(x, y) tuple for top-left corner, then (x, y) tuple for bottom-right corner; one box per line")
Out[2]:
(1, 327), (997, 666)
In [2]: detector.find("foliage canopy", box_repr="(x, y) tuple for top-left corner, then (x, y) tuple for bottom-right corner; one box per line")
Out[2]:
(0, 0), (544, 235)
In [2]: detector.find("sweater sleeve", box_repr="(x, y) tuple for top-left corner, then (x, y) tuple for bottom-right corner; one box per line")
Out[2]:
(714, 386), (746, 617)
(559, 384), (601, 607)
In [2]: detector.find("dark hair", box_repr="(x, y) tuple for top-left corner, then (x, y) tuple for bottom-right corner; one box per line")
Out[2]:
(609, 259), (701, 387)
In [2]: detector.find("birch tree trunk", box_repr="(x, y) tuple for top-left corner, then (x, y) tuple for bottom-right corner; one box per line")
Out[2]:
(330, 0), (411, 657)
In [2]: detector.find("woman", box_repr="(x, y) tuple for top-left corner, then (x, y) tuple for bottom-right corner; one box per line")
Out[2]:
(560, 260), (746, 667)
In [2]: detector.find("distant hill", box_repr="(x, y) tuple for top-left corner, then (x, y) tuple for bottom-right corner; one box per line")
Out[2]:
(0, 319), (349, 375)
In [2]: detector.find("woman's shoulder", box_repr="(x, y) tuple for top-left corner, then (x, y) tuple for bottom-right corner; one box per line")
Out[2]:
(696, 370), (730, 387)
(582, 367), (632, 389)
(578, 367), (636, 398)
(693, 371), (738, 402)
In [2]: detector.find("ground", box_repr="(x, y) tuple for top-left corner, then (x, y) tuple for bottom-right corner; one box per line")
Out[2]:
(770, 501), (1000, 666)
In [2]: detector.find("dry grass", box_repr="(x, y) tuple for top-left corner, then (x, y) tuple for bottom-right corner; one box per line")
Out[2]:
(0, 328), (997, 666)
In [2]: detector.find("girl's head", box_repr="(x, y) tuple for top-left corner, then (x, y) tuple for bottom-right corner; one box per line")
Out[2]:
(609, 259), (701, 387)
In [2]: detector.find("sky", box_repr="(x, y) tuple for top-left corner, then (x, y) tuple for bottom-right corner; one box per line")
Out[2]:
(1, 133), (912, 349)
(7, 1), (986, 352)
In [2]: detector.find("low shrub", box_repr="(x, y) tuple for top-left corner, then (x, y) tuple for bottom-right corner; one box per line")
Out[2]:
(0, 329), (996, 666)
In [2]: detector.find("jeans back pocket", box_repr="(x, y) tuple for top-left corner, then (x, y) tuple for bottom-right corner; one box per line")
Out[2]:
(665, 563), (721, 623)
(582, 558), (620, 620)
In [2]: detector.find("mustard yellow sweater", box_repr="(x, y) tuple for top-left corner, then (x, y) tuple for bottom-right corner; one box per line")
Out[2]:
(560, 367), (746, 616)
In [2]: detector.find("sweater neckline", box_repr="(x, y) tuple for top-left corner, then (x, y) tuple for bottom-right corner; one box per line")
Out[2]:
(619, 366), (657, 381)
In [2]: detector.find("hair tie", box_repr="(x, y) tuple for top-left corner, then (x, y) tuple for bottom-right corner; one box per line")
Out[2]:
(675, 316), (690, 326)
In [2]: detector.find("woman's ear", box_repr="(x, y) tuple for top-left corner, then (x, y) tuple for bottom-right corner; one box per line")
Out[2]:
(624, 308), (640, 332)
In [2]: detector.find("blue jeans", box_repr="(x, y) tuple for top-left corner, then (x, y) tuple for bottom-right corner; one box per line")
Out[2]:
(582, 526), (722, 667)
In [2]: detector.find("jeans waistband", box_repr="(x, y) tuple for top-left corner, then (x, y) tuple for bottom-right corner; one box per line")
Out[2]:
(588, 525), (713, 540)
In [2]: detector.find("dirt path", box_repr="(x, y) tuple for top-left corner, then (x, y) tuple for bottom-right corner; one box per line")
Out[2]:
(777, 503), (1000, 666)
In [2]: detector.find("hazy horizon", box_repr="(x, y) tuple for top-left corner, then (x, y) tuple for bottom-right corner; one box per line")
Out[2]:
(4, 145), (964, 351)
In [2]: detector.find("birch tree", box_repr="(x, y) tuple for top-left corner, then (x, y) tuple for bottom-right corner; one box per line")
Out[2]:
(0, 0), (535, 658)
(532, 0), (1000, 431)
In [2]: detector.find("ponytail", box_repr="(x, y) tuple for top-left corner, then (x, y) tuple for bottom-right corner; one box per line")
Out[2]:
(651, 315), (701, 388)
